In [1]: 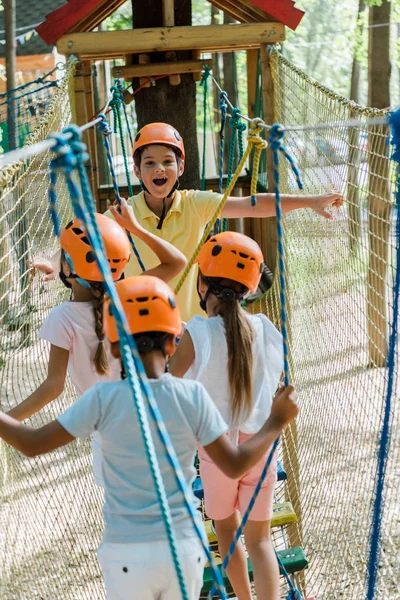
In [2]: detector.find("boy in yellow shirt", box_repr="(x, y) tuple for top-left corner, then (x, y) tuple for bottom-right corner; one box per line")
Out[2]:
(34, 123), (342, 322)
(107, 123), (343, 321)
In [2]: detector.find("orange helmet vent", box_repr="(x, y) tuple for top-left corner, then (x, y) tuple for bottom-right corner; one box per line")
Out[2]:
(104, 275), (181, 343)
(196, 231), (264, 293)
(60, 213), (130, 282)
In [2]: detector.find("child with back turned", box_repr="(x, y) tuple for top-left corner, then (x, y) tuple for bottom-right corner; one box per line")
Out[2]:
(0, 273), (298, 600)
(170, 231), (286, 600)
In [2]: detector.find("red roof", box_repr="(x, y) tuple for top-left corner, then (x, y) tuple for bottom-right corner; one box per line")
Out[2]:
(36, 0), (304, 46)
(36, 0), (127, 46)
(247, 0), (304, 30)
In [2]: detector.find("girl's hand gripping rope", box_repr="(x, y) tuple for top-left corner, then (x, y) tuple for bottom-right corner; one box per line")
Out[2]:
(270, 385), (299, 428)
(109, 197), (142, 235)
(30, 254), (59, 281)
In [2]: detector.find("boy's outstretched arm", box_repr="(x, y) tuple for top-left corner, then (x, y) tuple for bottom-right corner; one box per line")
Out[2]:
(109, 198), (187, 282)
(221, 191), (343, 220)
(0, 414), (74, 458)
(204, 385), (298, 479)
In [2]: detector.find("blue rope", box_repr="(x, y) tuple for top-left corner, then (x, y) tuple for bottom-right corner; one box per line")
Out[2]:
(0, 81), (58, 107)
(0, 66), (59, 99)
(208, 124), (304, 600)
(48, 124), (228, 600)
(365, 109), (400, 600)
(97, 114), (146, 272)
(115, 80), (134, 147)
(215, 91), (228, 235)
(200, 65), (211, 191)
(49, 124), (190, 600)
(269, 123), (303, 384)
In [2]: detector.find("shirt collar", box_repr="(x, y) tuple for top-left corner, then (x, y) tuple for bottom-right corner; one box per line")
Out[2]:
(133, 190), (183, 220)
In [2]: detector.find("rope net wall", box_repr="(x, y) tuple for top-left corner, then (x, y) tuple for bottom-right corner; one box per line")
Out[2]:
(249, 50), (399, 599)
(0, 70), (61, 155)
(0, 49), (398, 600)
(0, 60), (106, 599)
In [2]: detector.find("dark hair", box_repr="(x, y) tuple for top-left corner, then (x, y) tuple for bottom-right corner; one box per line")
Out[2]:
(133, 144), (181, 169)
(133, 331), (172, 356)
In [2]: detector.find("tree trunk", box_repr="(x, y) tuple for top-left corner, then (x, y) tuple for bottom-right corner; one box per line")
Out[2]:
(347, 0), (365, 253)
(367, 0), (391, 367)
(131, 0), (200, 190)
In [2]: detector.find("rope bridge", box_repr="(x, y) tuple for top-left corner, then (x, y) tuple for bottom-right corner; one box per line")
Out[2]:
(0, 50), (398, 600)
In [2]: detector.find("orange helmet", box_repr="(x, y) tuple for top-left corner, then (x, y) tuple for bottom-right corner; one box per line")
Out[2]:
(196, 231), (264, 293)
(104, 275), (181, 343)
(60, 213), (130, 282)
(133, 122), (185, 161)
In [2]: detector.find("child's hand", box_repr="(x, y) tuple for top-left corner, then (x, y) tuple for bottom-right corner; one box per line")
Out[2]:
(270, 385), (298, 428)
(310, 191), (344, 220)
(109, 198), (142, 234)
(30, 257), (57, 281)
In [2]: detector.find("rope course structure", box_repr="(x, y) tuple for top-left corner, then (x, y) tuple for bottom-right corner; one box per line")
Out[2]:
(0, 65), (65, 154)
(0, 47), (399, 600)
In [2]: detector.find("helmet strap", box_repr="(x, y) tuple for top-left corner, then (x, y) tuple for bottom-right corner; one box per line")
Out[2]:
(156, 197), (167, 230)
(198, 276), (246, 311)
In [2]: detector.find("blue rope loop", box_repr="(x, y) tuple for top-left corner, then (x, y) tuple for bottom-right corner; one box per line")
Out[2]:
(115, 79), (134, 147)
(365, 109), (399, 600)
(97, 113), (113, 137)
(96, 114), (146, 273)
(46, 123), (227, 600)
(215, 91), (228, 235)
(209, 124), (305, 600)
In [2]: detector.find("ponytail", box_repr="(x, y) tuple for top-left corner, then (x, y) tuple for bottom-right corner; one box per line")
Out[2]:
(90, 282), (110, 376)
(221, 301), (254, 426)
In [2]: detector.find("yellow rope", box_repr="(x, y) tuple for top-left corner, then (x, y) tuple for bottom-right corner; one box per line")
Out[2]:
(174, 123), (265, 295)
(250, 118), (268, 200)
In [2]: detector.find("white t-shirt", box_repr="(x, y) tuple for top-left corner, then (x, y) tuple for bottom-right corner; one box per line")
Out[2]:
(39, 301), (121, 396)
(184, 313), (283, 434)
(57, 373), (228, 544)
(40, 301), (121, 488)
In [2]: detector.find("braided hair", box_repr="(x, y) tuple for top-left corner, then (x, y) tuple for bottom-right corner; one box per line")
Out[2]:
(90, 282), (110, 376)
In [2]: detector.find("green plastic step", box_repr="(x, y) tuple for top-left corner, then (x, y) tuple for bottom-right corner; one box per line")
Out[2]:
(201, 546), (308, 595)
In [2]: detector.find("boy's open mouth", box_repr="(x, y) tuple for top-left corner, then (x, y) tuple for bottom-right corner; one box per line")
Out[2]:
(153, 177), (168, 187)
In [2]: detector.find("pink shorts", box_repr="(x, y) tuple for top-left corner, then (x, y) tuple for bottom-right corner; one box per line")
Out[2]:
(198, 432), (277, 522)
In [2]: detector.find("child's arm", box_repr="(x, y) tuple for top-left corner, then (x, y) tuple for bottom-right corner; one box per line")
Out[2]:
(7, 345), (69, 421)
(222, 191), (343, 220)
(0, 414), (74, 457)
(203, 385), (298, 479)
(109, 198), (187, 282)
(168, 330), (195, 377)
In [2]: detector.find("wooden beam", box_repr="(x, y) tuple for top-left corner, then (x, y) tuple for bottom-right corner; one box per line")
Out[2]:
(247, 48), (259, 118)
(57, 23), (286, 56)
(112, 58), (212, 79)
(74, 62), (97, 201)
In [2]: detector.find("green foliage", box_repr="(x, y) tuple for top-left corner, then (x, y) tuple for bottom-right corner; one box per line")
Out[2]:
(103, 2), (132, 30)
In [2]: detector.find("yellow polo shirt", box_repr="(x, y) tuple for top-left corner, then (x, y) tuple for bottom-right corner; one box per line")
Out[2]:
(105, 189), (223, 322)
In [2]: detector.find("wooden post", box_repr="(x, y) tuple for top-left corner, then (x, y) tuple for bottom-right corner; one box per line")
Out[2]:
(367, 0), (391, 367)
(247, 48), (259, 119)
(258, 43), (305, 595)
(162, 0), (181, 86)
(74, 61), (98, 205)
(367, 127), (391, 367)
